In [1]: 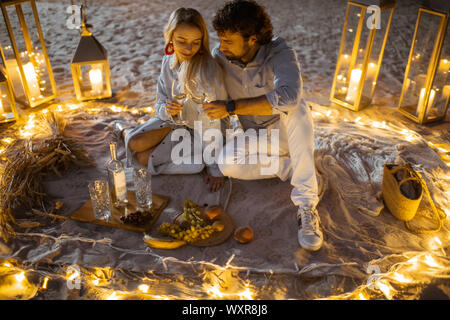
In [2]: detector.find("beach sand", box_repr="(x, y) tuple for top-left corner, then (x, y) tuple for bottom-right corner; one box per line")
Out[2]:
(0, 0), (448, 300)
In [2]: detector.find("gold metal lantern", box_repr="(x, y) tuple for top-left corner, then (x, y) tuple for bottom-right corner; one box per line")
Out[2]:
(398, 2), (449, 124)
(0, 0), (56, 109)
(330, 0), (395, 111)
(71, 7), (112, 101)
(0, 67), (17, 123)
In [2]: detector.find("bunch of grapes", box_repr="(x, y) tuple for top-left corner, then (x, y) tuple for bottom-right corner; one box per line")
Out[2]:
(158, 222), (215, 243)
(120, 210), (152, 226)
(157, 199), (216, 243)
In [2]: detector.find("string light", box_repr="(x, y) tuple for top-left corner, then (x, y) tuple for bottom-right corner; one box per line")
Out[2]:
(138, 284), (149, 293)
(392, 272), (412, 284)
(423, 255), (440, 268)
(41, 277), (50, 290)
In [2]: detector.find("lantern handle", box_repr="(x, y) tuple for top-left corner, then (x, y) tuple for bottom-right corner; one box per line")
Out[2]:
(80, 4), (93, 36)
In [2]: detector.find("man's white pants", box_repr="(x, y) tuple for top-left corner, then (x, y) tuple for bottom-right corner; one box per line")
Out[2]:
(218, 104), (319, 208)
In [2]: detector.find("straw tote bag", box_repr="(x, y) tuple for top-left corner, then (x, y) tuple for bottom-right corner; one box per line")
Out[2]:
(382, 163), (445, 234)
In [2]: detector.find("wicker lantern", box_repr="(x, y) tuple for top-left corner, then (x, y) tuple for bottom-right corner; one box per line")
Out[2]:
(71, 6), (111, 101)
(398, 1), (449, 124)
(0, 0), (56, 109)
(330, 0), (395, 111)
(0, 67), (17, 123)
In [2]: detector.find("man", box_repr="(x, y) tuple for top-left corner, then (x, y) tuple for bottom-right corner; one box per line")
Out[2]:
(203, 0), (322, 251)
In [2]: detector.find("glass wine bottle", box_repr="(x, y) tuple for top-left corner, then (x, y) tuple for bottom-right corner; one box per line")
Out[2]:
(107, 141), (128, 207)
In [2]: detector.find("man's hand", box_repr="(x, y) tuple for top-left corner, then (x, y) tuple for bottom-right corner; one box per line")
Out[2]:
(165, 99), (184, 116)
(202, 100), (229, 120)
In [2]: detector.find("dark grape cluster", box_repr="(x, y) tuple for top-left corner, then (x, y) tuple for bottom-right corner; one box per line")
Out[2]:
(120, 210), (152, 226)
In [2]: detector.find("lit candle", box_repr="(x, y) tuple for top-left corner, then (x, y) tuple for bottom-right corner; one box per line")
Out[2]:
(404, 78), (411, 93)
(367, 62), (377, 80)
(23, 62), (40, 99)
(89, 67), (103, 96)
(443, 85), (450, 100)
(417, 88), (436, 115)
(341, 54), (350, 63)
(438, 59), (449, 75)
(5, 59), (22, 95)
(345, 68), (362, 103)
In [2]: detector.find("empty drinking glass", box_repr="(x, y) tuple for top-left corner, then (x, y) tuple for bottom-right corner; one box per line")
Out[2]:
(88, 180), (111, 221)
(133, 167), (153, 210)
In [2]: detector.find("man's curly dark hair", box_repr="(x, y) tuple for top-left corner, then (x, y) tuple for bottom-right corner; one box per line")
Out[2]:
(212, 0), (273, 45)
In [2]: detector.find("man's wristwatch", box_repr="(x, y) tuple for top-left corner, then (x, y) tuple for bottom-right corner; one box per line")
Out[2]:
(225, 100), (236, 115)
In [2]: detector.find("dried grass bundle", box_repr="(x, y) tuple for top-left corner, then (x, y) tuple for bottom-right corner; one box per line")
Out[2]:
(0, 111), (95, 242)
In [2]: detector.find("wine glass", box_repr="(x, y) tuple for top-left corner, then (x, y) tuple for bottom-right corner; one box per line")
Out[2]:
(171, 78), (188, 125)
(185, 79), (218, 126)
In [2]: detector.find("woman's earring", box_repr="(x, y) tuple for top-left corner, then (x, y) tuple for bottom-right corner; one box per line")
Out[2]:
(164, 42), (174, 55)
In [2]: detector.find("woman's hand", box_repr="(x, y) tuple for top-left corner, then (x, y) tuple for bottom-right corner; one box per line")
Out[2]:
(165, 100), (184, 116)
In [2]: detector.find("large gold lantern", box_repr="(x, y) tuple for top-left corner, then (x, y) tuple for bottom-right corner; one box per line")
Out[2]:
(71, 7), (112, 101)
(398, 2), (449, 124)
(0, 0), (56, 109)
(0, 67), (17, 123)
(330, 0), (395, 111)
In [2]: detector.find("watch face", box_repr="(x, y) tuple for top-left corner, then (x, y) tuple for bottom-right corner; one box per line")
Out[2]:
(226, 100), (236, 113)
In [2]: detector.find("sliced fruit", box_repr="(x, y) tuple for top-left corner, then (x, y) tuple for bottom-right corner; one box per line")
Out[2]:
(205, 205), (223, 220)
(234, 226), (254, 244)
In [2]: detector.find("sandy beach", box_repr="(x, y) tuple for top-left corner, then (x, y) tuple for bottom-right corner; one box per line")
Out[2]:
(0, 0), (448, 300)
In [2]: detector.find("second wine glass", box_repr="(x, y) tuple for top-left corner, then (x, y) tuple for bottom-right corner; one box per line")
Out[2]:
(185, 79), (218, 126)
(171, 78), (188, 126)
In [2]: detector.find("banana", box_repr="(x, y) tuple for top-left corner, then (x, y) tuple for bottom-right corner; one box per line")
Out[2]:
(143, 234), (187, 249)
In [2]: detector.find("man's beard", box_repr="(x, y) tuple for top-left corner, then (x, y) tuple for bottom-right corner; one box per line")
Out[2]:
(223, 51), (241, 62)
(223, 42), (251, 63)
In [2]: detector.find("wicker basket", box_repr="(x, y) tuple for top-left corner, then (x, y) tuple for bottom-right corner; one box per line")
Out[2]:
(382, 164), (423, 221)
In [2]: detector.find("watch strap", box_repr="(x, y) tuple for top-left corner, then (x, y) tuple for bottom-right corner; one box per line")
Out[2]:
(226, 100), (236, 115)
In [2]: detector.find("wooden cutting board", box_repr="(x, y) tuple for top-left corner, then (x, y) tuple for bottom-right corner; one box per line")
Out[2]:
(70, 191), (170, 232)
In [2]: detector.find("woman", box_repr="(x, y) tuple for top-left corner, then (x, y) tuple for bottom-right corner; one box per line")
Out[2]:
(119, 8), (227, 192)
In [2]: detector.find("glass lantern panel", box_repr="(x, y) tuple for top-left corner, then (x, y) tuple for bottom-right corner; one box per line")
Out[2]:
(4, 3), (52, 105)
(361, 7), (393, 104)
(333, 5), (363, 103)
(0, 82), (14, 121)
(347, 7), (377, 108)
(0, 8), (26, 100)
(426, 19), (449, 121)
(400, 11), (443, 117)
(79, 63), (107, 98)
(20, 2), (53, 100)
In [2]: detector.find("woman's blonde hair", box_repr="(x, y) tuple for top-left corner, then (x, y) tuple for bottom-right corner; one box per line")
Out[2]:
(164, 8), (222, 95)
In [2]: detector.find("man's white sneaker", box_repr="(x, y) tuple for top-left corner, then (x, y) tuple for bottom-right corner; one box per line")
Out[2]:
(297, 206), (323, 251)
